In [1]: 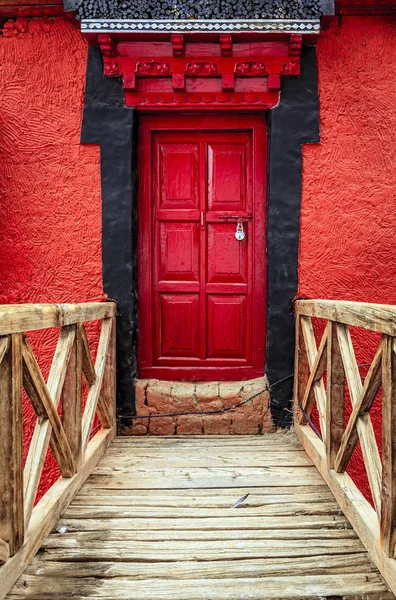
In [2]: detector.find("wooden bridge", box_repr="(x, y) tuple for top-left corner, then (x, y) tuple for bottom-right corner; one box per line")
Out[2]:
(1, 300), (396, 599)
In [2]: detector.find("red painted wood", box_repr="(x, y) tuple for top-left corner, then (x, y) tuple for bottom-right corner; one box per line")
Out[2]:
(336, 0), (396, 14)
(138, 114), (266, 381)
(93, 38), (303, 111)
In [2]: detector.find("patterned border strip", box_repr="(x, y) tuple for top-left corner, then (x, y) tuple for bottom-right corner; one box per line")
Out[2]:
(81, 19), (321, 34)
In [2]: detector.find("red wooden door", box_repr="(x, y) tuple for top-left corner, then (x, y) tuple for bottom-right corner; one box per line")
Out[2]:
(138, 115), (266, 381)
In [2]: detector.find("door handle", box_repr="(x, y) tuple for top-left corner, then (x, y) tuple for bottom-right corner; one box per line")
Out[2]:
(219, 214), (252, 221)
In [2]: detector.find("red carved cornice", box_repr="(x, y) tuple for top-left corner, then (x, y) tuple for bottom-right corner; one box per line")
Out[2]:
(97, 34), (303, 111)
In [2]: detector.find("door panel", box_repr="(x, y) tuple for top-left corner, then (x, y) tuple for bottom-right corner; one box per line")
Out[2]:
(160, 143), (199, 209)
(159, 293), (200, 358)
(207, 224), (248, 284)
(138, 115), (266, 381)
(207, 143), (246, 211)
(159, 222), (200, 283)
(207, 295), (247, 359)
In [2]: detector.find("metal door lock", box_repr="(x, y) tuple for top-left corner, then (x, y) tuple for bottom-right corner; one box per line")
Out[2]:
(235, 222), (245, 241)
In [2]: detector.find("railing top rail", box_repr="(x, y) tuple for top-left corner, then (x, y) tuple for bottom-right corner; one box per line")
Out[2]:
(0, 302), (117, 336)
(295, 299), (396, 337)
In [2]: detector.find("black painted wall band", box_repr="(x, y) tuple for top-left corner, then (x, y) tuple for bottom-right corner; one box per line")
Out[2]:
(81, 46), (137, 419)
(81, 45), (320, 425)
(266, 46), (320, 427)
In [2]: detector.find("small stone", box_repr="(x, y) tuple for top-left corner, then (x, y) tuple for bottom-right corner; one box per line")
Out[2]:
(146, 381), (173, 413)
(203, 413), (232, 434)
(177, 415), (203, 435)
(195, 382), (219, 403)
(171, 382), (197, 411)
(149, 416), (176, 435)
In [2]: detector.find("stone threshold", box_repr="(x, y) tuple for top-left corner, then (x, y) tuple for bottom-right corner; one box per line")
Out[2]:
(121, 376), (275, 435)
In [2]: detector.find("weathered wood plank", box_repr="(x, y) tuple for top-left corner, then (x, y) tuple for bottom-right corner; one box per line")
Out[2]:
(102, 316), (116, 428)
(80, 324), (96, 386)
(14, 553), (375, 581)
(380, 336), (396, 557)
(84, 465), (319, 489)
(0, 539), (9, 566)
(299, 324), (327, 422)
(293, 315), (312, 424)
(5, 573), (391, 600)
(22, 336), (76, 479)
(0, 428), (115, 600)
(296, 422), (396, 597)
(0, 303), (116, 336)
(335, 338), (383, 473)
(62, 325), (83, 470)
(63, 502), (342, 519)
(98, 452), (313, 468)
(75, 484), (330, 499)
(300, 316), (327, 438)
(0, 335), (24, 557)
(69, 492), (334, 508)
(40, 537), (366, 561)
(336, 323), (382, 515)
(0, 336), (10, 366)
(295, 299), (396, 336)
(45, 528), (357, 544)
(326, 321), (344, 468)
(23, 327), (76, 530)
(81, 318), (113, 455)
(58, 514), (351, 532)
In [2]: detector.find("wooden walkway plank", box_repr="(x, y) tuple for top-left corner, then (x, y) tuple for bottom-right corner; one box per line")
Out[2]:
(5, 433), (393, 600)
(56, 514), (352, 532)
(6, 574), (392, 600)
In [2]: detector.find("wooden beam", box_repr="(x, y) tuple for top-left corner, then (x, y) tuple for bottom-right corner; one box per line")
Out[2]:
(23, 327), (76, 530)
(335, 339), (383, 473)
(326, 321), (344, 468)
(102, 316), (116, 428)
(293, 315), (311, 424)
(22, 337), (76, 478)
(81, 318), (114, 455)
(295, 299), (396, 337)
(336, 323), (382, 516)
(80, 324), (96, 386)
(0, 302), (116, 336)
(62, 325), (83, 470)
(298, 325), (328, 422)
(296, 422), (396, 597)
(299, 316), (327, 440)
(0, 337), (10, 366)
(380, 336), (396, 557)
(0, 428), (114, 600)
(0, 335), (24, 557)
(0, 539), (9, 566)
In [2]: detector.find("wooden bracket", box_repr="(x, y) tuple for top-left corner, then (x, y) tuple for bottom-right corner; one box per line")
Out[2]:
(171, 34), (185, 56)
(220, 34), (232, 56)
(98, 34), (116, 57)
(289, 34), (302, 57)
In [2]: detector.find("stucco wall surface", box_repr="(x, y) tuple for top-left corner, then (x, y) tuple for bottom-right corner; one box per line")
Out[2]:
(0, 17), (103, 500)
(299, 15), (396, 500)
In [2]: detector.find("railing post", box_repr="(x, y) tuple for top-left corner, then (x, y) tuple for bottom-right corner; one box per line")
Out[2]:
(381, 335), (396, 557)
(0, 334), (24, 556)
(294, 314), (310, 424)
(103, 316), (116, 428)
(326, 321), (345, 469)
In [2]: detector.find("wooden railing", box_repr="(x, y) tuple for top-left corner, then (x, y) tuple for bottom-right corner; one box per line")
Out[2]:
(0, 303), (116, 599)
(294, 299), (396, 596)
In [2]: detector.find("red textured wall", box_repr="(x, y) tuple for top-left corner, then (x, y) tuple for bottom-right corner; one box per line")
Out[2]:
(300, 16), (396, 499)
(1, 14), (395, 504)
(0, 17), (103, 500)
